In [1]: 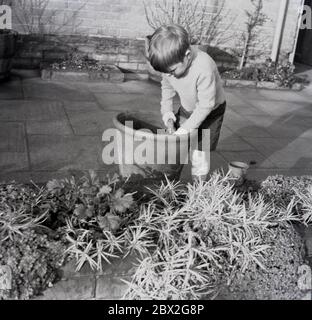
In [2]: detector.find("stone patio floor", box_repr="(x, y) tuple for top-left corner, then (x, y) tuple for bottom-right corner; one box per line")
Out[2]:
(1, 68), (312, 184)
(1, 67), (312, 300)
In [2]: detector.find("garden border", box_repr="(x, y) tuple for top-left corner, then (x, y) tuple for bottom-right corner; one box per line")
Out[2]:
(222, 79), (304, 91)
(40, 66), (305, 91)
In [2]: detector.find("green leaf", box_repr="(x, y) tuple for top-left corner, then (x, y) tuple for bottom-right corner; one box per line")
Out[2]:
(97, 213), (121, 233)
(111, 189), (134, 213)
(97, 185), (112, 196)
(73, 204), (87, 219)
(46, 179), (62, 191)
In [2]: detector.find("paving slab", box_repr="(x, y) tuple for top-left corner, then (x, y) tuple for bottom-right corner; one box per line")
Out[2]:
(223, 109), (243, 122)
(23, 80), (95, 101)
(67, 110), (118, 136)
(225, 91), (270, 116)
(62, 100), (101, 113)
(0, 171), (32, 184)
(94, 92), (161, 112)
(223, 119), (262, 135)
(96, 253), (141, 277)
(243, 114), (311, 138)
(249, 100), (312, 117)
(35, 276), (95, 300)
(233, 126), (272, 138)
(28, 135), (106, 171)
(256, 88), (311, 103)
(218, 135), (257, 152)
(95, 275), (130, 300)
(229, 88), (268, 101)
(298, 128), (312, 139)
(0, 77), (23, 99)
(119, 80), (161, 95)
(218, 126), (235, 141)
(0, 100), (65, 121)
(61, 260), (97, 280)
(26, 119), (73, 135)
(0, 122), (26, 152)
(0, 152), (29, 172)
(244, 137), (312, 168)
(220, 151), (275, 169)
(73, 82), (125, 94)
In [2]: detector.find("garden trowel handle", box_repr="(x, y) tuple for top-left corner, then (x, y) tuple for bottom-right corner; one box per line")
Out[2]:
(167, 119), (176, 134)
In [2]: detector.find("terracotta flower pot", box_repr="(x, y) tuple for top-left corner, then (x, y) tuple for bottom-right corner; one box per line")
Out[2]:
(112, 112), (197, 181)
(228, 161), (249, 186)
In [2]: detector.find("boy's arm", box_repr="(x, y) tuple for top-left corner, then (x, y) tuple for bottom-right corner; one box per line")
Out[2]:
(180, 70), (217, 131)
(161, 75), (177, 124)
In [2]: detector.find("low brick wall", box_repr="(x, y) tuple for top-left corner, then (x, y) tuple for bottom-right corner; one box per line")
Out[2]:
(13, 34), (239, 73)
(13, 34), (148, 73)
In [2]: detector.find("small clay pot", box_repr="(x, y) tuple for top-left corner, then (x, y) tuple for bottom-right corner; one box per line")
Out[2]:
(228, 161), (249, 186)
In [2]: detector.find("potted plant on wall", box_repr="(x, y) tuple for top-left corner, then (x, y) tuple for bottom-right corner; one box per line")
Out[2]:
(143, 0), (234, 82)
(0, 0), (17, 81)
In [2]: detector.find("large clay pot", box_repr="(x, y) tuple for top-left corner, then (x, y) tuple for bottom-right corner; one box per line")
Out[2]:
(112, 112), (196, 181)
(0, 30), (17, 81)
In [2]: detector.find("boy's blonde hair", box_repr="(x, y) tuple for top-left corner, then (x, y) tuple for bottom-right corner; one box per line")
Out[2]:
(148, 24), (190, 73)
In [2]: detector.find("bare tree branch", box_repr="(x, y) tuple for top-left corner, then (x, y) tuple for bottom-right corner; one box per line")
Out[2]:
(13, 0), (87, 34)
(143, 0), (235, 46)
(237, 0), (269, 69)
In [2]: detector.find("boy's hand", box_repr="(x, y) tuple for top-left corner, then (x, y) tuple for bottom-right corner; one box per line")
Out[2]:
(162, 111), (176, 128)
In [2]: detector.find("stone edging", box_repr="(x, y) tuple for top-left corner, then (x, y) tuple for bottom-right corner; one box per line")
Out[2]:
(41, 65), (125, 83)
(40, 65), (304, 91)
(223, 79), (304, 91)
(32, 254), (139, 300)
(147, 68), (304, 91)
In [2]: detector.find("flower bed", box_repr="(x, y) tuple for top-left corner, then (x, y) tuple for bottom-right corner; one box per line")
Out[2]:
(40, 51), (124, 82)
(221, 58), (309, 91)
(1, 171), (311, 300)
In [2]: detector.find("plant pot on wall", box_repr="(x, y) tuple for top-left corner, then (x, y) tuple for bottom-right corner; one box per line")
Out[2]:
(0, 30), (18, 81)
(145, 35), (162, 83)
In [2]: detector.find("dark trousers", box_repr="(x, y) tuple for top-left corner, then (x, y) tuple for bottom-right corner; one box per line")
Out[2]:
(175, 101), (226, 151)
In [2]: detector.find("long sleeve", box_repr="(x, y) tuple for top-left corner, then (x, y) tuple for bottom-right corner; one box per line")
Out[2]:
(160, 75), (176, 116)
(180, 69), (217, 130)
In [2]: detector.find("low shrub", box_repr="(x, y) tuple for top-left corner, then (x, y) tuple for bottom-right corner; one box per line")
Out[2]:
(122, 172), (305, 300)
(222, 58), (309, 88)
(0, 230), (66, 300)
(219, 225), (305, 300)
(260, 175), (312, 225)
(50, 50), (110, 72)
(0, 171), (139, 299)
(0, 182), (66, 300)
(38, 171), (139, 272)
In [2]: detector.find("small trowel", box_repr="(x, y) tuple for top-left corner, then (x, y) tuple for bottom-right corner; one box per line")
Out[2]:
(166, 119), (176, 134)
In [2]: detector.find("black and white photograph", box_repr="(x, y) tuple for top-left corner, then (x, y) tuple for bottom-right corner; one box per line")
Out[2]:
(0, 0), (312, 304)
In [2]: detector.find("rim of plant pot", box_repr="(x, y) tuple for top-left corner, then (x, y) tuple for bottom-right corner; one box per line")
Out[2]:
(113, 112), (195, 142)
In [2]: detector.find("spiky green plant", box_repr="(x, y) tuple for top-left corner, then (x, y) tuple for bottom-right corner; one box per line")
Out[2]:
(122, 172), (305, 300)
(293, 185), (312, 226)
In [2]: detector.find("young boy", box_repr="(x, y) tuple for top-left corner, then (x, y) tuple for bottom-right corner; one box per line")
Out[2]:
(148, 24), (226, 181)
